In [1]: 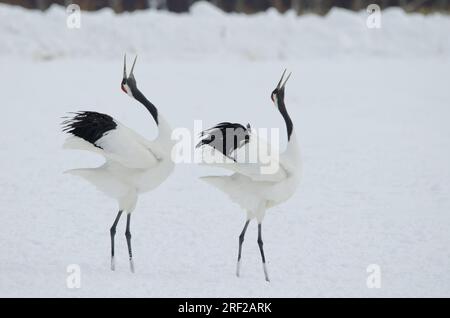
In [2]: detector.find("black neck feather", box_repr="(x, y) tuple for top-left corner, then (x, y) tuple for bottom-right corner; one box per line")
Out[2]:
(278, 99), (293, 141)
(133, 89), (159, 125)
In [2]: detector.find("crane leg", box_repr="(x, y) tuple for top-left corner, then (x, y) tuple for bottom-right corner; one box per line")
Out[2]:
(125, 213), (134, 273)
(236, 220), (250, 277)
(110, 211), (123, 271)
(257, 223), (270, 282)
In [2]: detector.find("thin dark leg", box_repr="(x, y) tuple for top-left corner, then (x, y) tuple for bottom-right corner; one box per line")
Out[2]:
(236, 220), (250, 277)
(257, 223), (270, 282)
(125, 213), (134, 273)
(110, 211), (123, 271)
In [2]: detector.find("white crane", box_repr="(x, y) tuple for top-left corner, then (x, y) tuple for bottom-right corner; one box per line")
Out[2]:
(62, 56), (174, 273)
(196, 70), (300, 282)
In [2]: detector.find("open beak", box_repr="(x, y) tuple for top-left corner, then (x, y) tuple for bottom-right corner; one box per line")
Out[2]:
(123, 54), (127, 82)
(276, 69), (292, 90)
(123, 54), (138, 81)
(122, 54), (138, 95)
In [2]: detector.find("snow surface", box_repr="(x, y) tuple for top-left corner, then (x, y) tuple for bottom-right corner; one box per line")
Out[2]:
(0, 2), (450, 297)
(0, 2), (449, 61)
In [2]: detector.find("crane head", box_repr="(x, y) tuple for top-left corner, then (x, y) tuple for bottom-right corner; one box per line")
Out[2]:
(121, 54), (138, 98)
(271, 69), (291, 106)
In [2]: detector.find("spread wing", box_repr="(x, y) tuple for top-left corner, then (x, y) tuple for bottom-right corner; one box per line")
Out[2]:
(62, 111), (158, 169)
(197, 122), (288, 182)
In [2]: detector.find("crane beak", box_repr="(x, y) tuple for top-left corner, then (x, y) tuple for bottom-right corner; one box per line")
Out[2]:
(123, 54), (138, 80)
(276, 69), (292, 90)
(281, 72), (291, 89)
(123, 54), (127, 81)
(276, 69), (287, 90)
(122, 54), (138, 96)
(129, 55), (138, 80)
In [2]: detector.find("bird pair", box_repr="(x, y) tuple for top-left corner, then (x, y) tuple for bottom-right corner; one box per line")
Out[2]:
(62, 55), (300, 282)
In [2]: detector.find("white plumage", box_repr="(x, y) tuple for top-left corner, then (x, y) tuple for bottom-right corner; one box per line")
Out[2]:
(64, 117), (174, 211)
(201, 142), (300, 216)
(62, 56), (174, 272)
(197, 70), (300, 282)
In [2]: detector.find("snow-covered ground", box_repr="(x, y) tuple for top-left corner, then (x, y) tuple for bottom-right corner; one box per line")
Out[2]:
(0, 2), (449, 297)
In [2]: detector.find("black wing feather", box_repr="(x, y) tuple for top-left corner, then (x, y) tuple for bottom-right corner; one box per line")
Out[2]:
(196, 122), (251, 159)
(62, 111), (117, 148)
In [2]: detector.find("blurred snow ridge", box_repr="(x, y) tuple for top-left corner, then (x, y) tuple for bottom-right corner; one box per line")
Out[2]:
(0, 1), (449, 61)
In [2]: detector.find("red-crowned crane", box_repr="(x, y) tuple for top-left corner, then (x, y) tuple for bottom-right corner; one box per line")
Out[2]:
(62, 56), (174, 273)
(197, 70), (300, 282)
